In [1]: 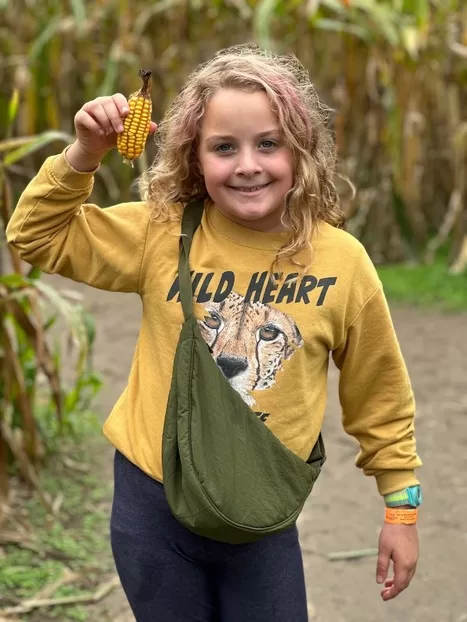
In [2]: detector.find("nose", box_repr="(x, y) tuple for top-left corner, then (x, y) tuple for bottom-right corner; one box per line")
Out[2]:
(235, 147), (262, 176)
(216, 355), (248, 379)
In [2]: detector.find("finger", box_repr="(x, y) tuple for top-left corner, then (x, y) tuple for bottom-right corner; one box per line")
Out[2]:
(102, 98), (125, 134)
(393, 564), (410, 596)
(376, 549), (391, 584)
(111, 92), (130, 117)
(402, 564), (417, 592)
(83, 101), (113, 135)
(149, 121), (157, 134)
(381, 565), (410, 601)
(381, 562), (416, 600)
(408, 566), (417, 585)
(75, 109), (105, 136)
(381, 582), (403, 601)
(381, 586), (395, 601)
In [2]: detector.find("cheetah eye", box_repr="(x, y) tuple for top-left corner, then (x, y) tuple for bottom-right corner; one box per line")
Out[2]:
(204, 312), (221, 330)
(259, 324), (280, 341)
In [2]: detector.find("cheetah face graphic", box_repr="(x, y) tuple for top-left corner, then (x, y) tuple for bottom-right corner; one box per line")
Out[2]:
(197, 292), (303, 407)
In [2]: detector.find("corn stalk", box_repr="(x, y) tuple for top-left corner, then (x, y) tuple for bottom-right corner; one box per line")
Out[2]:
(0, 0), (465, 269)
(0, 88), (100, 523)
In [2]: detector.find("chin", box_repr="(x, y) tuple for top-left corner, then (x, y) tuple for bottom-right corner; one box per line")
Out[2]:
(228, 204), (284, 231)
(232, 207), (273, 220)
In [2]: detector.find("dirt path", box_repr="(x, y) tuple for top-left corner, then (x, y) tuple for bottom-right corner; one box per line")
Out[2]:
(47, 274), (467, 622)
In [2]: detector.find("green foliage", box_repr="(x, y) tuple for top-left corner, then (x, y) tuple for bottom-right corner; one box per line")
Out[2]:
(35, 372), (102, 454)
(0, 89), (102, 510)
(0, 440), (114, 621)
(1, 0), (465, 267)
(378, 261), (467, 311)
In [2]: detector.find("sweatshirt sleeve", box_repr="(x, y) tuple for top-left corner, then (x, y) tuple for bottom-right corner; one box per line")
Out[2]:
(5, 149), (151, 294)
(332, 248), (422, 496)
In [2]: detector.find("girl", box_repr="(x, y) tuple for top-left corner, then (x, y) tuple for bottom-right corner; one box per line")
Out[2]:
(6, 44), (422, 621)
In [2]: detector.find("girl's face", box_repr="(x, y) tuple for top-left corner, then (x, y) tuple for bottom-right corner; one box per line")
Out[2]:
(197, 89), (293, 233)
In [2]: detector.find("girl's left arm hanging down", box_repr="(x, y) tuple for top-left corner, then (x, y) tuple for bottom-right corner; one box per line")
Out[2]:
(332, 280), (422, 496)
(332, 273), (421, 601)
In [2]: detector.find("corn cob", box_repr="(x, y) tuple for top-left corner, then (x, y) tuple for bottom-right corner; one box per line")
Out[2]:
(117, 69), (152, 167)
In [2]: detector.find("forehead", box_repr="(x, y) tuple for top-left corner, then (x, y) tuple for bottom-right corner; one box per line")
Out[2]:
(200, 89), (278, 137)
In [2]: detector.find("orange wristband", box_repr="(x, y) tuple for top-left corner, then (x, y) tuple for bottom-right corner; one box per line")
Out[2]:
(385, 508), (418, 525)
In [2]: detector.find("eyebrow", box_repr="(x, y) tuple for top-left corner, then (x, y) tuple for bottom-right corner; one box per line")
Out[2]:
(205, 129), (281, 142)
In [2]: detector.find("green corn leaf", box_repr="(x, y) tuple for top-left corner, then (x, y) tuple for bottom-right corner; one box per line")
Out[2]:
(82, 310), (97, 349)
(69, 0), (87, 28)
(305, 0), (321, 19)
(401, 25), (422, 59)
(1, 288), (38, 304)
(0, 274), (29, 288)
(342, 0), (403, 47)
(4, 131), (74, 166)
(98, 53), (120, 97)
(403, 0), (430, 26)
(33, 280), (90, 369)
(0, 136), (44, 153)
(253, 0), (279, 50)
(33, 280), (76, 320)
(27, 266), (42, 281)
(312, 17), (371, 42)
(43, 314), (58, 331)
(7, 89), (20, 127)
(28, 17), (62, 61)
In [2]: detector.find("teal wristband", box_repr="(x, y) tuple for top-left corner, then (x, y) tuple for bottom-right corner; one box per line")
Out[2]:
(384, 485), (422, 508)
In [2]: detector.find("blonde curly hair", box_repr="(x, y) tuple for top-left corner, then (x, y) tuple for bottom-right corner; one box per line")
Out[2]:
(139, 44), (345, 268)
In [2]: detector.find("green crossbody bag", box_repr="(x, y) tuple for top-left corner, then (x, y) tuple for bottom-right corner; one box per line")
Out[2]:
(162, 200), (326, 544)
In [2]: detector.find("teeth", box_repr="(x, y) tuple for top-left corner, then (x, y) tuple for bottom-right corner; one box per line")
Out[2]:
(236, 185), (264, 192)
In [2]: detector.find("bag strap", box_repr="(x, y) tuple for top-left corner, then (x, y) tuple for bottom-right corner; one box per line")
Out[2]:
(178, 200), (205, 321)
(178, 199), (326, 467)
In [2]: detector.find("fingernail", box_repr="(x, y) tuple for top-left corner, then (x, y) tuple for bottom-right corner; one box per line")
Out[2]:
(376, 576), (383, 584)
(117, 124), (124, 133)
(122, 107), (129, 114)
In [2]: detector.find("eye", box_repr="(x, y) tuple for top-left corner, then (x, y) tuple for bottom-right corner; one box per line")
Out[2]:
(214, 143), (234, 153)
(259, 324), (280, 341)
(259, 140), (277, 150)
(204, 312), (222, 329)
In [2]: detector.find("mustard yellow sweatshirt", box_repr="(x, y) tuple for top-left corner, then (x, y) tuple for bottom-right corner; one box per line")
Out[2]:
(6, 150), (422, 495)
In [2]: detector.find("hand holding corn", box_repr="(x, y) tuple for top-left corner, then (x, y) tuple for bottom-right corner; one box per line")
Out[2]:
(68, 70), (156, 172)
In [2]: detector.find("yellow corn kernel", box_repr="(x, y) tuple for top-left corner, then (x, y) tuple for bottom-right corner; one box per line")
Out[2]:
(117, 69), (152, 167)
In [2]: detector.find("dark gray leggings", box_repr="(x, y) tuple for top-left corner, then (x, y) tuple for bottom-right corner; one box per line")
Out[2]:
(110, 450), (309, 621)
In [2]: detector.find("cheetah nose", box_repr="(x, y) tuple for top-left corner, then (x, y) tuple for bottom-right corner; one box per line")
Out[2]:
(216, 356), (248, 379)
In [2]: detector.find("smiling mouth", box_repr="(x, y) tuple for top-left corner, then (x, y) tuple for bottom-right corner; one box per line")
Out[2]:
(229, 183), (271, 193)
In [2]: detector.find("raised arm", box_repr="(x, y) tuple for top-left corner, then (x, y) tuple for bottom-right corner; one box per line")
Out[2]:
(6, 94), (157, 293)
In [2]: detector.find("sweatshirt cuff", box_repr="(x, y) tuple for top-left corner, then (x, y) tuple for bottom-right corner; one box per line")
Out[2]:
(49, 146), (98, 189)
(375, 470), (420, 496)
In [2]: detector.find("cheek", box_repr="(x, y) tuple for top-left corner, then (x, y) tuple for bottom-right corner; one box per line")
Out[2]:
(199, 155), (231, 187)
(269, 152), (293, 187)
(282, 154), (294, 186)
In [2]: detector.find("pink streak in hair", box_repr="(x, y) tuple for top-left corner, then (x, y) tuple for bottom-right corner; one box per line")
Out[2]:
(266, 75), (311, 136)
